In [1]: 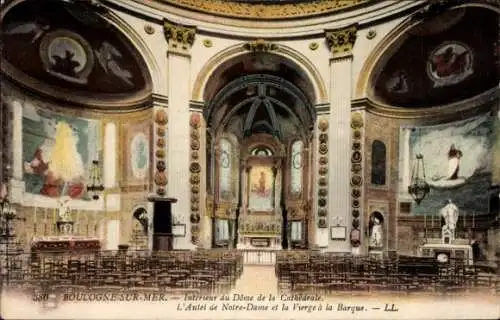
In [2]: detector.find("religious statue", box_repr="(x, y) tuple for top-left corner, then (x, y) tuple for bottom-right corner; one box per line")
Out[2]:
(440, 199), (459, 235)
(369, 215), (383, 249)
(57, 196), (72, 222)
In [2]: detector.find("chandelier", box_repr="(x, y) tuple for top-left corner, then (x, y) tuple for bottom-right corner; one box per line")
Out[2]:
(408, 153), (430, 205)
(87, 160), (104, 200)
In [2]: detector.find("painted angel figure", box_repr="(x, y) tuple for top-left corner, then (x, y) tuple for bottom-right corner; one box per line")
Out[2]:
(4, 21), (50, 43)
(95, 41), (133, 86)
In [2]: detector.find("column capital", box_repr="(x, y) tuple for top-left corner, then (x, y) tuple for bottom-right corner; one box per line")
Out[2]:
(163, 19), (196, 54)
(325, 24), (358, 60)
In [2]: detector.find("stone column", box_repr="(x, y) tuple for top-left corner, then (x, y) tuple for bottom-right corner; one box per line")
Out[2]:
(164, 19), (196, 250)
(325, 25), (358, 253)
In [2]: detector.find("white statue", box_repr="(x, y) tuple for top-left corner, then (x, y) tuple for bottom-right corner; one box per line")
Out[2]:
(369, 216), (383, 248)
(57, 196), (72, 222)
(440, 199), (459, 234)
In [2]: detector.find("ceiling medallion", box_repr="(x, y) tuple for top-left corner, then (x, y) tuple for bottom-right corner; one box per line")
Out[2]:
(144, 25), (155, 35)
(366, 29), (376, 40)
(203, 39), (213, 48)
(39, 29), (94, 85)
(426, 41), (473, 88)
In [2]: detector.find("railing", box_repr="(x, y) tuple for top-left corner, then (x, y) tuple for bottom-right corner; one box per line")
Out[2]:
(241, 249), (278, 265)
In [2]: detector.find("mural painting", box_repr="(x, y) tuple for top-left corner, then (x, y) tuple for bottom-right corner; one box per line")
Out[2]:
(1, 0), (147, 95)
(22, 104), (99, 199)
(408, 114), (495, 215)
(248, 166), (274, 211)
(130, 132), (150, 181)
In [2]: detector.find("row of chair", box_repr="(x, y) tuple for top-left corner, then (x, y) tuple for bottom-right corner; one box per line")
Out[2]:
(3, 249), (244, 295)
(275, 252), (500, 295)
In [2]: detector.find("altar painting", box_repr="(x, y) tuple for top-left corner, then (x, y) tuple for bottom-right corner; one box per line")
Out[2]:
(248, 166), (274, 211)
(22, 103), (99, 200)
(408, 114), (494, 215)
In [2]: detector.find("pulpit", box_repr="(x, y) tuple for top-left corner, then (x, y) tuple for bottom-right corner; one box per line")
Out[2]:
(147, 195), (177, 251)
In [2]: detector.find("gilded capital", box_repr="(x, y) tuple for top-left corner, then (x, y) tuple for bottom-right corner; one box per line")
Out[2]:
(243, 39), (278, 52)
(163, 19), (196, 53)
(325, 25), (357, 58)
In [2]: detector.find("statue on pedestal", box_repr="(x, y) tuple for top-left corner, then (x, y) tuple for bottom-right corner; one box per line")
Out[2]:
(57, 196), (74, 235)
(440, 199), (459, 242)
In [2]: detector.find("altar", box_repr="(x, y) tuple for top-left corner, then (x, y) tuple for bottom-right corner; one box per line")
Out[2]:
(31, 236), (101, 254)
(237, 153), (283, 250)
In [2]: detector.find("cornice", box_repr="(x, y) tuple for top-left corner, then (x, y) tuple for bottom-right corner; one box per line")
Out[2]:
(352, 87), (500, 122)
(102, 0), (425, 38)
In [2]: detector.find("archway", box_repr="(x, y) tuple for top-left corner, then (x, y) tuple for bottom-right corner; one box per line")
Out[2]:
(203, 52), (316, 250)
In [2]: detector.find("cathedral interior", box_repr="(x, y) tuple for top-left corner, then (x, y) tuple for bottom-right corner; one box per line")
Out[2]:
(0, 0), (499, 302)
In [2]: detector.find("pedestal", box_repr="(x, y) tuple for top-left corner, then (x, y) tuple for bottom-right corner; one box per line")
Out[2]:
(56, 221), (74, 235)
(147, 195), (177, 251)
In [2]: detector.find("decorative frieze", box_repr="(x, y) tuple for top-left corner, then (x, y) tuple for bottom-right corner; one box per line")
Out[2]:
(163, 19), (196, 53)
(154, 109), (168, 196)
(161, 0), (366, 20)
(350, 111), (364, 248)
(325, 25), (358, 58)
(317, 118), (329, 229)
(189, 113), (202, 245)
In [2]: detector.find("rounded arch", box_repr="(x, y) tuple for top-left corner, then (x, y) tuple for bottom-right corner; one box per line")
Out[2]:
(192, 43), (328, 104)
(356, 2), (500, 101)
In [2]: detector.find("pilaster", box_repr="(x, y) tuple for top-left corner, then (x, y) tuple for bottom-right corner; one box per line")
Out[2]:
(164, 19), (197, 250)
(324, 24), (357, 253)
(10, 98), (24, 203)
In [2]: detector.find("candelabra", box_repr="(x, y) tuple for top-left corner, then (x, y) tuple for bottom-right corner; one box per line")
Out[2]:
(87, 160), (104, 200)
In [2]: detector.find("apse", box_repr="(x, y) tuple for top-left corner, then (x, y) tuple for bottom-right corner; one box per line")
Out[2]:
(1, 0), (152, 108)
(371, 7), (499, 108)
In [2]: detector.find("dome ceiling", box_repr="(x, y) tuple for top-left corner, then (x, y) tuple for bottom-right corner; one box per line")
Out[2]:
(1, 0), (152, 108)
(372, 7), (499, 108)
(159, 0), (368, 20)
